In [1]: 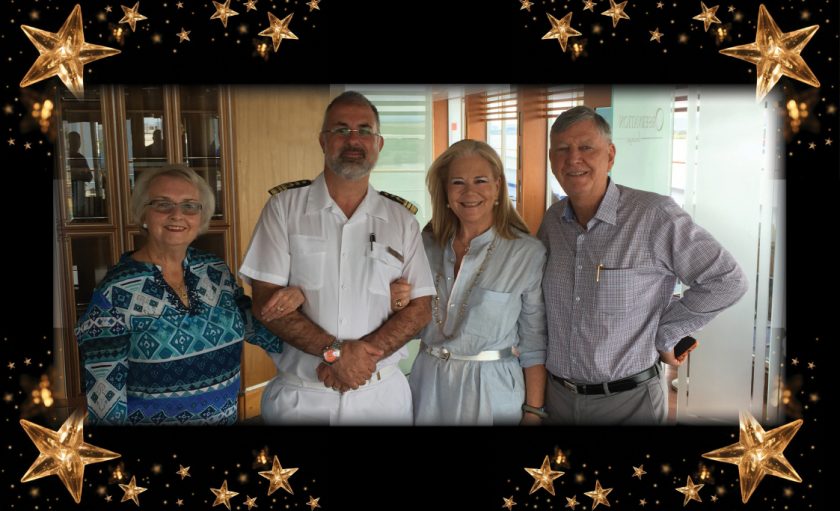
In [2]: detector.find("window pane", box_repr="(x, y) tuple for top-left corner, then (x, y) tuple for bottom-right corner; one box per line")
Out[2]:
(124, 86), (167, 192)
(70, 235), (115, 320)
(180, 85), (225, 219)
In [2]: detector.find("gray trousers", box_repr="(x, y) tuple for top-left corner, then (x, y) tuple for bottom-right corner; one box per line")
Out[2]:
(544, 368), (668, 425)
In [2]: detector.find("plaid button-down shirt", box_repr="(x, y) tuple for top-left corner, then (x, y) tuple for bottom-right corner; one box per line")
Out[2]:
(538, 179), (748, 384)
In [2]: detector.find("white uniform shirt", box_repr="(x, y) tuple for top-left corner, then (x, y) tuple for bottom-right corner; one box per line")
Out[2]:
(240, 172), (435, 383)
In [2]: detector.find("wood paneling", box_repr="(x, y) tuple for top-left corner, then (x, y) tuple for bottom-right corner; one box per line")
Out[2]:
(230, 87), (332, 417)
(432, 99), (448, 159)
(519, 87), (549, 235)
(464, 93), (487, 142)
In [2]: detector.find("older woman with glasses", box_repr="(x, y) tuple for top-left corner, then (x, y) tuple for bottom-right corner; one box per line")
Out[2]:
(397, 140), (548, 425)
(75, 165), (301, 425)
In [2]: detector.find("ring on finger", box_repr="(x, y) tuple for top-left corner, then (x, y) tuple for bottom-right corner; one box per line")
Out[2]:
(395, 298), (403, 308)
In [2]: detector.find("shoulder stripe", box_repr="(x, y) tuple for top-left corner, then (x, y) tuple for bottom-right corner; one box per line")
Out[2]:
(379, 191), (418, 215)
(268, 179), (312, 195)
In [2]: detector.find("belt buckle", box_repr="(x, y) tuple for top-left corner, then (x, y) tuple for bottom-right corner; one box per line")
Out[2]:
(438, 347), (451, 361)
(562, 379), (578, 394)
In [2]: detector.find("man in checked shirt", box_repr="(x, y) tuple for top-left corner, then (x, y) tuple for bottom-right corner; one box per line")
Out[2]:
(538, 106), (748, 424)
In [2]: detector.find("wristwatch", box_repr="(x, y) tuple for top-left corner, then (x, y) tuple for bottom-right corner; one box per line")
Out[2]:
(322, 338), (343, 365)
(521, 404), (549, 419)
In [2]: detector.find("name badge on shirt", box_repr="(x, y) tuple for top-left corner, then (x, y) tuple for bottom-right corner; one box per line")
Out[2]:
(387, 246), (404, 263)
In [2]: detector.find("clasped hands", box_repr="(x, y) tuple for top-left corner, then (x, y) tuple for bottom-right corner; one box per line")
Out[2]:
(316, 340), (384, 393)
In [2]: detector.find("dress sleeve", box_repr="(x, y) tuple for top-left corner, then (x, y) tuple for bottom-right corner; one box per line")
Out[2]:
(516, 243), (548, 368)
(75, 288), (131, 425)
(234, 281), (284, 354)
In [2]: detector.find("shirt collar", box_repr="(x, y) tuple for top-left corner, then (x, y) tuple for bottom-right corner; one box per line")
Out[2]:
(560, 177), (619, 227)
(305, 172), (389, 221)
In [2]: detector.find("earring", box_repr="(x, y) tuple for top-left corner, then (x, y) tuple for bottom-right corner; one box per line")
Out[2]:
(494, 200), (499, 206)
(446, 204), (450, 208)
(142, 223), (148, 229)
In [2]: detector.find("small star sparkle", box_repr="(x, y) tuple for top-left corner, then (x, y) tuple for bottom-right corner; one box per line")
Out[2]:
(258, 12), (298, 52)
(583, 0), (597, 12)
(176, 465), (191, 479)
(676, 476), (704, 506)
(719, 4), (820, 101)
(210, 0), (239, 28)
(20, 4), (121, 97)
(703, 410), (803, 503)
(307, 0), (321, 11)
(601, 0), (629, 28)
(307, 495), (321, 510)
(211, 480), (239, 510)
(244, 0), (258, 12)
(520, 0), (534, 11)
(584, 480), (613, 509)
(525, 455), (564, 495)
(633, 465), (647, 478)
(119, 475), (147, 506)
(244, 495), (258, 509)
(542, 13), (582, 52)
(119, 2), (147, 32)
(693, 2), (722, 31)
(258, 455), (298, 495)
(177, 28), (191, 42)
(503, 496), (517, 510)
(20, 408), (120, 503)
(565, 495), (580, 509)
(649, 28), (663, 42)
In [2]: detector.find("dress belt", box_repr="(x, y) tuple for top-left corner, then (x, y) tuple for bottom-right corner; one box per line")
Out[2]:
(421, 342), (519, 362)
(550, 364), (660, 395)
(276, 365), (400, 391)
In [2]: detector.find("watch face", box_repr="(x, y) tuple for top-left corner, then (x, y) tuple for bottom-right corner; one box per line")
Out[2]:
(323, 348), (340, 364)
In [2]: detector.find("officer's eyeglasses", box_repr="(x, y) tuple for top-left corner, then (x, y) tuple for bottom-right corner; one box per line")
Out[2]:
(322, 126), (380, 139)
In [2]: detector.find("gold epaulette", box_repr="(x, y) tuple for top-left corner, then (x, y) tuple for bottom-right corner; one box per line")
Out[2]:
(268, 179), (312, 195)
(379, 191), (418, 215)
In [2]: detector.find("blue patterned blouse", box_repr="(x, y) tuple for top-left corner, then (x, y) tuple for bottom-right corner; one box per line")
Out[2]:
(76, 248), (281, 425)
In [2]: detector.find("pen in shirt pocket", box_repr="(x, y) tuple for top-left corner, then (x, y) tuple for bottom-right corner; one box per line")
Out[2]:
(596, 263), (604, 282)
(370, 233), (376, 252)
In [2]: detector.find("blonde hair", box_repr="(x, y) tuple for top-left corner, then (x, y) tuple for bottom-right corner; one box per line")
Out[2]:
(426, 139), (530, 246)
(131, 164), (215, 234)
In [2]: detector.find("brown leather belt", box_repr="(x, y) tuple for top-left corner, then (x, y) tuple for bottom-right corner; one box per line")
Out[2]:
(550, 365), (660, 395)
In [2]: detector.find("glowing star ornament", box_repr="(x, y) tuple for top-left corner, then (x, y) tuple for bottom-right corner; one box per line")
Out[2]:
(632, 465), (647, 478)
(524, 455), (564, 495)
(210, 0), (239, 28)
(601, 0), (629, 28)
(503, 496), (517, 510)
(520, 0), (534, 11)
(119, 476), (147, 506)
(583, 0), (597, 12)
(258, 455), (298, 495)
(211, 480), (239, 510)
(176, 465), (191, 479)
(259, 12), (298, 52)
(649, 28), (663, 43)
(19, 408), (120, 504)
(307, 0), (321, 11)
(703, 411), (803, 503)
(20, 4), (121, 98)
(719, 4), (820, 102)
(245, 0), (259, 12)
(565, 496), (580, 509)
(676, 476), (704, 506)
(542, 13), (582, 52)
(177, 28), (191, 42)
(119, 2), (147, 32)
(584, 480), (613, 509)
(693, 2), (721, 32)
(307, 495), (321, 510)
(244, 495), (258, 510)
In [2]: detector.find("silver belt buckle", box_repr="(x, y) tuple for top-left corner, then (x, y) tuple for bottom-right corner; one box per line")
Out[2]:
(438, 347), (451, 361)
(562, 379), (578, 394)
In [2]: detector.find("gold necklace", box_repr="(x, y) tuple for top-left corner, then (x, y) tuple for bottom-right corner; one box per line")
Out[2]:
(147, 251), (189, 306)
(432, 235), (498, 340)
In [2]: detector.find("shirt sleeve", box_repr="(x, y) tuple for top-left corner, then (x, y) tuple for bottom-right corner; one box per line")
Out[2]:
(75, 288), (131, 425)
(239, 196), (292, 286)
(517, 242), (548, 368)
(233, 281), (283, 353)
(402, 218), (436, 299)
(652, 199), (749, 351)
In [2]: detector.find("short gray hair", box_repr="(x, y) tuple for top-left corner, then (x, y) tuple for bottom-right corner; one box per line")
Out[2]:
(550, 105), (612, 141)
(322, 91), (381, 131)
(131, 164), (215, 234)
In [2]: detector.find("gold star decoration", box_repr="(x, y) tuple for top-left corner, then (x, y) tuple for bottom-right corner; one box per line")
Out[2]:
(177, 28), (191, 42)
(24, 357), (32, 365)
(20, 4), (121, 98)
(719, 4), (820, 102)
(176, 465), (191, 479)
(258, 455), (298, 495)
(19, 408), (120, 504)
(703, 410), (803, 503)
(119, 475), (147, 506)
(105, 5), (113, 13)
(244, 0), (258, 12)
(601, 0), (629, 28)
(656, 1), (664, 8)
(542, 13), (582, 52)
(24, 142), (32, 150)
(176, 498), (185, 506)
(307, 495), (321, 510)
(649, 28), (663, 42)
(808, 142), (816, 149)
(119, 2), (147, 32)
(584, 480), (613, 509)
(676, 476), (704, 506)
(307, 0), (321, 11)
(520, 0), (534, 11)
(244, 495), (258, 510)
(210, 0), (239, 28)
(211, 480), (239, 510)
(583, 0), (597, 12)
(524, 455), (564, 495)
(807, 361), (815, 369)
(826, 138), (833, 146)
(7, 360), (15, 368)
(711, 494), (719, 502)
(639, 498), (647, 506)
(693, 2), (721, 31)
(177, 2), (184, 8)
(258, 12), (298, 52)
(565, 495), (580, 509)
(632, 465), (647, 478)
(503, 495), (517, 510)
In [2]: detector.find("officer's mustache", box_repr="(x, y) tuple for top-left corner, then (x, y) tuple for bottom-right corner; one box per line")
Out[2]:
(339, 145), (366, 159)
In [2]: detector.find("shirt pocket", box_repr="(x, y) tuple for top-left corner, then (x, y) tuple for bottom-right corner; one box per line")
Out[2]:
(289, 235), (327, 290)
(595, 268), (648, 314)
(366, 242), (403, 296)
(463, 287), (513, 337)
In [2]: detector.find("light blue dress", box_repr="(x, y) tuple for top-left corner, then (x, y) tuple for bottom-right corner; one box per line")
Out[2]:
(408, 228), (547, 425)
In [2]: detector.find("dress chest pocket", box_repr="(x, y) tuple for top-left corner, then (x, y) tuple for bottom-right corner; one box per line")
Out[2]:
(463, 287), (513, 337)
(366, 242), (403, 296)
(595, 268), (652, 314)
(289, 235), (327, 290)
